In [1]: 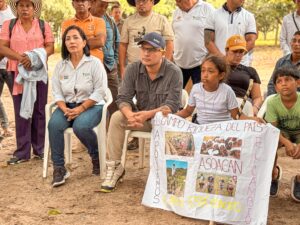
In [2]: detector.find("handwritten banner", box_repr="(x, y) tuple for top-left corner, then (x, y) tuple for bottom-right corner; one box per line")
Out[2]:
(142, 113), (280, 225)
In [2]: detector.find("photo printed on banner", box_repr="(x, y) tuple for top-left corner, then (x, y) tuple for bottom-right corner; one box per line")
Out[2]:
(165, 131), (195, 157)
(201, 136), (242, 159)
(196, 172), (238, 197)
(166, 160), (188, 197)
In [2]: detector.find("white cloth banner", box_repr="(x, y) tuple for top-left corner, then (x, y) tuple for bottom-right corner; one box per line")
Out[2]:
(142, 113), (280, 225)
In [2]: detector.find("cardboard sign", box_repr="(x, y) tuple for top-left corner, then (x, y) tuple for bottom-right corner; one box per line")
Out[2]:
(142, 113), (280, 225)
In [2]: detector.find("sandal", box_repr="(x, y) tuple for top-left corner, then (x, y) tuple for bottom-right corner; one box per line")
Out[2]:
(270, 165), (282, 197)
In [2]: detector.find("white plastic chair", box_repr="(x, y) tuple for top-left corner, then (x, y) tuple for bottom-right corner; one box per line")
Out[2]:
(257, 94), (276, 118)
(121, 89), (189, 168)
(43, 88), (113, 179)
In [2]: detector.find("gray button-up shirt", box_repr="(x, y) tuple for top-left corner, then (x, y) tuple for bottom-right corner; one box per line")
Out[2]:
(117, 58), (183, 113)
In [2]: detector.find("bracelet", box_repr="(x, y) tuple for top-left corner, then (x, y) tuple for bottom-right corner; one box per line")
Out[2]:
(81, 104), (87, 111)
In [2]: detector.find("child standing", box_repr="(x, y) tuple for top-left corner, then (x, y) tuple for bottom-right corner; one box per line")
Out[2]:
(173, 55), (261, 124)
(265, 67), (300, 202)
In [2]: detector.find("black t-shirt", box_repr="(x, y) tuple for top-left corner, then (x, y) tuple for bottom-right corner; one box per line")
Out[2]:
(226, 65), (261, 98)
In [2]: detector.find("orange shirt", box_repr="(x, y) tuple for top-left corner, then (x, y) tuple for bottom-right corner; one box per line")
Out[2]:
(61, 14), (106, 62)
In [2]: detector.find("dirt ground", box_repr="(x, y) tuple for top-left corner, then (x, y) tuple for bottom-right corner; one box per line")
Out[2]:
(0, 46), (300, 225)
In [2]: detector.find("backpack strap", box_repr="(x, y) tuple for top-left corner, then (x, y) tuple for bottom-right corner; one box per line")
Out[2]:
(38, 19), (46, 39)
(9, 18), (45, 39)
(9, 18), (17, 39)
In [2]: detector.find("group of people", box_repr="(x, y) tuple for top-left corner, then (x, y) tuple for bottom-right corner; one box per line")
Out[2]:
(0, 0), (299, 211)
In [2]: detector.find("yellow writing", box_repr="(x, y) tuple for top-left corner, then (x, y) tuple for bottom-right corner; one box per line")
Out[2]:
(163, 195), (242, 213)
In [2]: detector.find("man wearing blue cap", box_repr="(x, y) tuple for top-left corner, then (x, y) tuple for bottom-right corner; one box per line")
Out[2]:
(100, 32), (183, 193)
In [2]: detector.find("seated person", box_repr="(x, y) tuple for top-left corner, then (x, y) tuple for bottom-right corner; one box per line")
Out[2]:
(225, 35), (263, 116)
(48, 25), (108, 187)
(166, 55), (262, 125)
(267, 31), (300, 96)
(265, 67), (300, 202)
(100, 32), (183, 193)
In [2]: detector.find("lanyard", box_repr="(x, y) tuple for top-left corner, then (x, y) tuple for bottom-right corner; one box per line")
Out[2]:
(292, 12), (300, 31)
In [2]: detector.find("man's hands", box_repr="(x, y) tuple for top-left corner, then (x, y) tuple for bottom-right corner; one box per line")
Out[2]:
(124, 111), (150, 128)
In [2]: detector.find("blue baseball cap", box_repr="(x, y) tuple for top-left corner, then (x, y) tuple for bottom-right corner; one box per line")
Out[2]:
(137, 32), (166, 49)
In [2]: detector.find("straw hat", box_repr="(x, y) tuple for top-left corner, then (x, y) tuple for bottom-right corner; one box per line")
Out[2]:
(9, 0), (42, 18)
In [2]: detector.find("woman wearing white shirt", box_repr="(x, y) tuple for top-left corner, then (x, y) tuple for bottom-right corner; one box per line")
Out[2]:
(49, 25), (108, 187)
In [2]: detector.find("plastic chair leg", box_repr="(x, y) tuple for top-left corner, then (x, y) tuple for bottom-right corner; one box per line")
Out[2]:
(138, 138), (145, 169)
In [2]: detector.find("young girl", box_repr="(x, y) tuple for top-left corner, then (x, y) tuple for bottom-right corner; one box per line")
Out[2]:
(173, 55), (261, 124)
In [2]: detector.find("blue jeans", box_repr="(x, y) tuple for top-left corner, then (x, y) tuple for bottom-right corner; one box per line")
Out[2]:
(48, 104), (103, 167)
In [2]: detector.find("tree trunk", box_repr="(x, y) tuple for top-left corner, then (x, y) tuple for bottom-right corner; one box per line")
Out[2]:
(274, 23), (279, 46)
(264, 32), (267, 40)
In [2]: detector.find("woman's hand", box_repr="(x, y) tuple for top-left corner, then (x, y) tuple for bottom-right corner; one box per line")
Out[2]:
(64, 106), (85, 121)
(20, 54), (32, 70)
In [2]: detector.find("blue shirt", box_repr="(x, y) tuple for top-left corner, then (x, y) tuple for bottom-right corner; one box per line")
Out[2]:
(103, 13), (120, 71)
(267, 53), (300, 96)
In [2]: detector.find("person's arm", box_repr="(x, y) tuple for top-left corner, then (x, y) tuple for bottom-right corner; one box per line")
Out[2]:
(204, 30), (224, 56)
(245, 33), (256, 52)
(176, 105), (195, 118)
(119, 42), (128, 78)
(270, 121), (296, 157)
(0, 39), (22, 61)
(44, 42), (54, 57)
(88, 33), (106, 49)
(251, 83), (263, 116)
(88, 18), (106, 49)
(165, 40), (173, 61)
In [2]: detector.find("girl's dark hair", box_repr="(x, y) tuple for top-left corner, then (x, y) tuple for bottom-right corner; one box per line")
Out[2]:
(61, 25), (90, 59)
(273, 67), (300, 84)
(202, 55), (229, 83)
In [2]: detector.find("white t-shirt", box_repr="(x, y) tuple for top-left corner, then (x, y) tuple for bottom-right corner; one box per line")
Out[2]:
(205, 5), (256, 66)
(280, 12), (300, 56)
(188, 83), (238, 125)
(52, 55), (108, 104)
(172, 0), (214, 69)
(0, 6), (15, 69)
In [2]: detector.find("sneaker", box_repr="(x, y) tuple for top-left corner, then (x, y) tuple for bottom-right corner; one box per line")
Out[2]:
(291, 176), (300, 202)
(33, 153), (44, 160)
(127, 137), (139, 150)
(100, 160), (125, 193)
(92, 158), (100, 176)
(7, 157), (28, 165)
(52, 166), (70, 187)
(270, 165), (282, 197)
